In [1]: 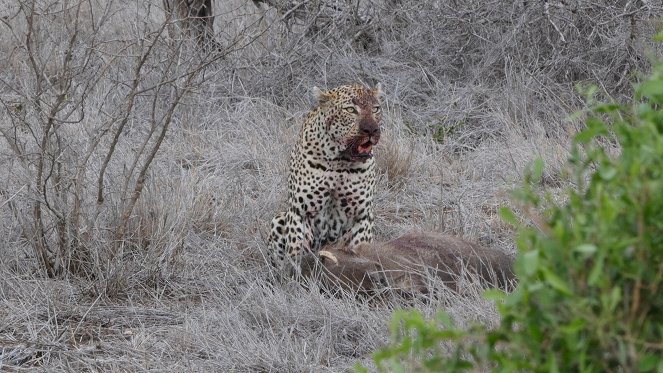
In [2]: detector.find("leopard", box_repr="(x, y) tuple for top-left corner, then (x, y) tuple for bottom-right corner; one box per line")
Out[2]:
(267, 83), (383, 275)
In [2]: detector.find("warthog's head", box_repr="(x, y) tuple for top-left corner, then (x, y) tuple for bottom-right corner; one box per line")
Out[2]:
(318, 247), (392, 291)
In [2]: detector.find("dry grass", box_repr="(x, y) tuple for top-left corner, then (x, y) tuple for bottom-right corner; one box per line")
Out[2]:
(0, 0), (660, 371)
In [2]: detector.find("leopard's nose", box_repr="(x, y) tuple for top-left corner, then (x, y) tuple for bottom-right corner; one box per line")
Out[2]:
(359, 118), (380, 137)
(360, 127), (379, 137)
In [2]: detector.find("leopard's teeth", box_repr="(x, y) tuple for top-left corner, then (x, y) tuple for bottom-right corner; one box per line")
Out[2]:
(357, 144), (373, 154)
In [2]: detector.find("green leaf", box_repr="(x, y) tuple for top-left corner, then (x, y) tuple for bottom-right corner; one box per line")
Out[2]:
(587, 256), (604, 286)
(548, 352), (560, 373)
(436, 311), (453, 329)
(353, 363), (368, 373)
(593, 103), (621, 113)
(599, 166), (617, 180)
(638, 80), (663, 98)
(559, 318), (586, 334)
(531, 158), (544, 183)
(388, 362), (405, 373)
(524, 250), (540, 275)
(639, 354), (659, 372)
(542, 268), (572, 295)
(654, 30), (663, 41)
(504, 285), (526, 307)
(499, 207), (519, 226)
(575, 244), (597, 255)
(483, 288), (507, 301)
(575, 117), (607, 143)
(608, 287), (621, 311)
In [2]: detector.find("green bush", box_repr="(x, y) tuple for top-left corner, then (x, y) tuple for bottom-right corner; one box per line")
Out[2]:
(365, 63), (663, 372)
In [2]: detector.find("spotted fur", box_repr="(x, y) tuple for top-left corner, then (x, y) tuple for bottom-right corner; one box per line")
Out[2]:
(268, 84), (383, 274)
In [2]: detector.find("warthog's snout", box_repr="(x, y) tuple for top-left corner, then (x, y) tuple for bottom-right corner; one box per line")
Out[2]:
(318, 250), (338, 264)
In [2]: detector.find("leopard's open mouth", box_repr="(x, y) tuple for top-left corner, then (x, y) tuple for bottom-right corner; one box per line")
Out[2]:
(356, 138), (374, 156)
(339, 136), (379, 162)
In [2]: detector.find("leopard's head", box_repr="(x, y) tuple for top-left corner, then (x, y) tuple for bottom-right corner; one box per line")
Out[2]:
(312, 84), (383, 162)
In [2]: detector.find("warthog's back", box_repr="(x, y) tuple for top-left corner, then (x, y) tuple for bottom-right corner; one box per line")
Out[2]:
(378, 232), (515, 291)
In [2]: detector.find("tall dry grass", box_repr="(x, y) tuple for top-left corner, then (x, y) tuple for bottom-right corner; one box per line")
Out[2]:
(0, 0), (661, 370)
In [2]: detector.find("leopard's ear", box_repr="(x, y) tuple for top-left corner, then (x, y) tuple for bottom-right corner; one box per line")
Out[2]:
(373, 83), (383, 97)
(312, 86), (333, 105)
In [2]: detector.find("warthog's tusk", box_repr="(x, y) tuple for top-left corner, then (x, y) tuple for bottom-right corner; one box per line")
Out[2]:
(318, 250), (338, 265)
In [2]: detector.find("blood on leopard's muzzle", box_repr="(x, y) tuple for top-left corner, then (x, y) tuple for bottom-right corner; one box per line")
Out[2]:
(359, 117), (380, 142)
(337, 115), (381, 162)
(338, 135), (377, 162)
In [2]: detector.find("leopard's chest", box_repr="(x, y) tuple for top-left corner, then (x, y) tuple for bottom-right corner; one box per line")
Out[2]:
(289, 140), (374, 211)
(330, 170), (372, 210)
(316, 164), (374, 221)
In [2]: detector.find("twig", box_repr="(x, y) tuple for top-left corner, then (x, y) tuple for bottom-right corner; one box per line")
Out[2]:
(0, 185), (26, 210)
(544, 0), (566, 44)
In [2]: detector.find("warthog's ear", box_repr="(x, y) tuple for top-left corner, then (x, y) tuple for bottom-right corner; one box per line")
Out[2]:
(348, 246), (360, 255)
(312, 86), (332, 105)
(367, 265), (388, 288)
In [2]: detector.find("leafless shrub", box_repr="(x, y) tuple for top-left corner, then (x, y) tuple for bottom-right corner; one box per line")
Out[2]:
(252, 0), (382, 52)
(0, 0), (259, 293)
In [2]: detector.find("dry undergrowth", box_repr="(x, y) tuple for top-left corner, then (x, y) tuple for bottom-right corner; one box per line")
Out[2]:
(0, 0), (660, 371)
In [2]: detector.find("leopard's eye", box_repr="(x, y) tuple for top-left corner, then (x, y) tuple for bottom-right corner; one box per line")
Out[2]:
(344, 107), (358, 114)
(372, 106), (381, 113)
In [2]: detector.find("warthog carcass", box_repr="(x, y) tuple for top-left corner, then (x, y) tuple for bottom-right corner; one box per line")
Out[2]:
(301, 232), (516, 296)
